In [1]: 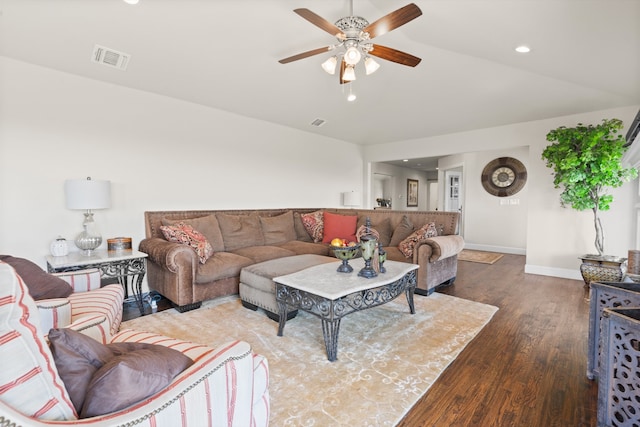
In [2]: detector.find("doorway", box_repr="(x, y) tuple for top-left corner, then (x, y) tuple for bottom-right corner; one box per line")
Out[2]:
(445, 168), (464, 235)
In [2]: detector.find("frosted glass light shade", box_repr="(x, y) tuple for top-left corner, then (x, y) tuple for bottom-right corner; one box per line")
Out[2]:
(321, 56), (338, 74)
(365, 57), (380, 75)
(343, 65), (356, 81)
(65, 178), (111, 210)
(344, 47), (361, 65)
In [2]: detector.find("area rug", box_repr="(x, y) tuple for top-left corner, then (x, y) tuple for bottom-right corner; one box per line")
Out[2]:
(122, 293), (498, 426)
(458, 249), (504, 264)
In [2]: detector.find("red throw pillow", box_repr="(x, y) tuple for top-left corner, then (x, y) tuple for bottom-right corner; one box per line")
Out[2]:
(322, 212), (358, 244)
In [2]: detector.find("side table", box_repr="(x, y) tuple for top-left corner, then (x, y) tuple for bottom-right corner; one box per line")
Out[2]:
(46, 249), (148, 315)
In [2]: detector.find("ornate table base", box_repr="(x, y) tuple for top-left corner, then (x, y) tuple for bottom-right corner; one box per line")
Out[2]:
(47, 250), (148, 315)
(276, 268), (417, 362)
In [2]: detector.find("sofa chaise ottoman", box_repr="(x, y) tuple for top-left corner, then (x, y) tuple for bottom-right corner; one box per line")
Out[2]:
(240, 254), (339, 321)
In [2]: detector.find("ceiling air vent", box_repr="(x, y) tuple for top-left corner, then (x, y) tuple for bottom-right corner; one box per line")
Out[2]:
(310, 118), (326, 127)
(91, 45), (130, 71)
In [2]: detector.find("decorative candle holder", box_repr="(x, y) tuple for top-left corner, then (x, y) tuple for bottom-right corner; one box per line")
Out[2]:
(358, 217), (378, 279)
(378, 246), (387, 273)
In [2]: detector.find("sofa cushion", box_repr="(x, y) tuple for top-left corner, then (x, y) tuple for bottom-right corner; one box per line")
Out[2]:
(162, 214), (225, 252)
(217, 213), (265, 251)
(398, 222), (439, 258)
(293, 212), (313, 242)
(48, 328), (193, 418)
(260, 211), (296, 245)
(160, 223), (214, 264)
(357, 217), (392, 247)
(389, 215), (415, 247)
(322, 212), (358, 243)
(195, 252), (254, 284)
(277, 240), (330, 256)
(232, 246), (297, 264)
(300, 210), (324, 243)
(0, 262), (77, 421)
(0, 255), (73, 300)
(382, 246), (411, 263)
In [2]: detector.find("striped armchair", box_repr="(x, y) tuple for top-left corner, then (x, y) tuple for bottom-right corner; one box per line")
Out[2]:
(36, 268), (124, 342)
(0, 261), (270, 426)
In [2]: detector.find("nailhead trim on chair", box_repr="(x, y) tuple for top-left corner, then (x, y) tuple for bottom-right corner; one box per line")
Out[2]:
(116, 349), (252, 427)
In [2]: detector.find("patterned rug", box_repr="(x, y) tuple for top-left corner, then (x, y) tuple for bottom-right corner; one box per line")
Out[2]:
(458, 249), (504, 264)
(122, 293), (498, 426)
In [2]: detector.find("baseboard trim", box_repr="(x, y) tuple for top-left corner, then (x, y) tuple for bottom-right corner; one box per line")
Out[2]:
(463, 243), (525, 255)
(524, 264), (583, 281)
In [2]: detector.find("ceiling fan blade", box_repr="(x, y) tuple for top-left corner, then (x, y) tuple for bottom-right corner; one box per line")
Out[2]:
(369, 44), (422, 67)
(364, 3), (422, 39)
(339, 59), (347, 84)
(294, 8), (343, 37)
(278, 46), (332, 64)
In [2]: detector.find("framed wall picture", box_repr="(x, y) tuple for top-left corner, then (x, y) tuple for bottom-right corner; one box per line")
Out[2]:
(407, 179), (418, 207)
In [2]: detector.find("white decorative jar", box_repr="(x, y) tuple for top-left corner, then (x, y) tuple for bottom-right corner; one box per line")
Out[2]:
(50, 237), (69, 257)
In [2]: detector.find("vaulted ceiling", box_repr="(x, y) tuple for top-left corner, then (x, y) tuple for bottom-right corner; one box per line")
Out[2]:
(1, 0), (638, 147)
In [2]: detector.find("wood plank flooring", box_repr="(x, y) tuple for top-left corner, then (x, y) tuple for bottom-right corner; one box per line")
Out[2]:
(397, 253), (598, 427)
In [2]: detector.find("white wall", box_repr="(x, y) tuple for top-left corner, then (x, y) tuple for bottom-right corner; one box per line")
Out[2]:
(437, 147), (529, 254)
(364, 105), (640, 280)
(0, 57), (363, 268)
(2, 56), (639, 283)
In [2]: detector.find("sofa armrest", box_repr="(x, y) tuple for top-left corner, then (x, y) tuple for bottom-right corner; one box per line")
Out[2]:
(36, 298), (72, 332)
(416, 235), (465, 262)
(139, 237), (198, 274)
(111, 330), (270, 427)
(52, 268), (102, 292)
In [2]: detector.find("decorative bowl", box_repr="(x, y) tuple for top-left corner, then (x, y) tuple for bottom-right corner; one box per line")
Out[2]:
(331, 243), (361, 273)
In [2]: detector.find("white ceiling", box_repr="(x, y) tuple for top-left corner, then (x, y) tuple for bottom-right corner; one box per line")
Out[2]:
(1, 0), (638, 149)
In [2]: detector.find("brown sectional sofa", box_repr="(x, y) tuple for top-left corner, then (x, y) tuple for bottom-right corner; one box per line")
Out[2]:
(140, 208), (464, 312)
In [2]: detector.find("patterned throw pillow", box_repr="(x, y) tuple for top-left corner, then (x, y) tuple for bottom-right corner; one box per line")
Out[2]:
(300, 211), (324, 243)
(160, 223), (214, 264)
(398, 222), (439, 258)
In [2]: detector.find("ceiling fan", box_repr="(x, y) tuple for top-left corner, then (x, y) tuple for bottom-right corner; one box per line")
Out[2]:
(278, 2), (423, 84)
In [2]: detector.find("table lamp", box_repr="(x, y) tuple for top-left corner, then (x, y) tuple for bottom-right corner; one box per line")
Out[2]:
(64, 177), (111, 255)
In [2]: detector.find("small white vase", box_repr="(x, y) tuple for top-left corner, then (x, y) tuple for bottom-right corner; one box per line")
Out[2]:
(50, 237), (69, 257)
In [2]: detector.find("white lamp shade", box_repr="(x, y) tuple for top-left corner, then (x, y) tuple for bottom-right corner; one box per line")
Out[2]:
(65, 178), (111, 210)
(344, 47), (362, 66)
(365, 57), (380, 75)
(343, 65), (356, 81)
(321, 56), (338, 74)
(342, 191), (361, 206)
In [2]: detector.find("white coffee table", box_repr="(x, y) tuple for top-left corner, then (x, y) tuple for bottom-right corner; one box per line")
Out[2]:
(274, 258), (419, 361)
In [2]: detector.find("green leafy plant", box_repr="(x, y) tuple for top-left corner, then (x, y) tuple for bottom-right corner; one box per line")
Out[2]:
(542, 118), (637, 256)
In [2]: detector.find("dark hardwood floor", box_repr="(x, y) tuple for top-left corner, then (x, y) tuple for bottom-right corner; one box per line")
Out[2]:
(124, 254), (598, 426)
(398, 253), (598, 427)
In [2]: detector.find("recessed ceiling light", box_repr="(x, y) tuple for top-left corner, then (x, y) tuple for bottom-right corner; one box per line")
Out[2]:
(123, 0), (139, 4)
(403, 159), (408, 162)
(515, 45), (531, 53)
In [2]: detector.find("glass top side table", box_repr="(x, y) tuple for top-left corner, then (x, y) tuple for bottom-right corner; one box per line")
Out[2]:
(46, 249), (148, 315)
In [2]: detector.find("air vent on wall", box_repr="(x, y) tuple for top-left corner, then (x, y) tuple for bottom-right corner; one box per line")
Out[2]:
(91, 45), (130, 71)
(310, 118), (326, 127)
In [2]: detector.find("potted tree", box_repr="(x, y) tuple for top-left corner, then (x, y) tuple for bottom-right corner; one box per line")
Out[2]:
(542, 118), (638, 286)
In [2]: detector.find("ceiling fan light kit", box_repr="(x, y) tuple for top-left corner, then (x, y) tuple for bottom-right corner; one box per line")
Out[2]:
(279, 2), (423, 91)
(321, 56), (338, 74)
